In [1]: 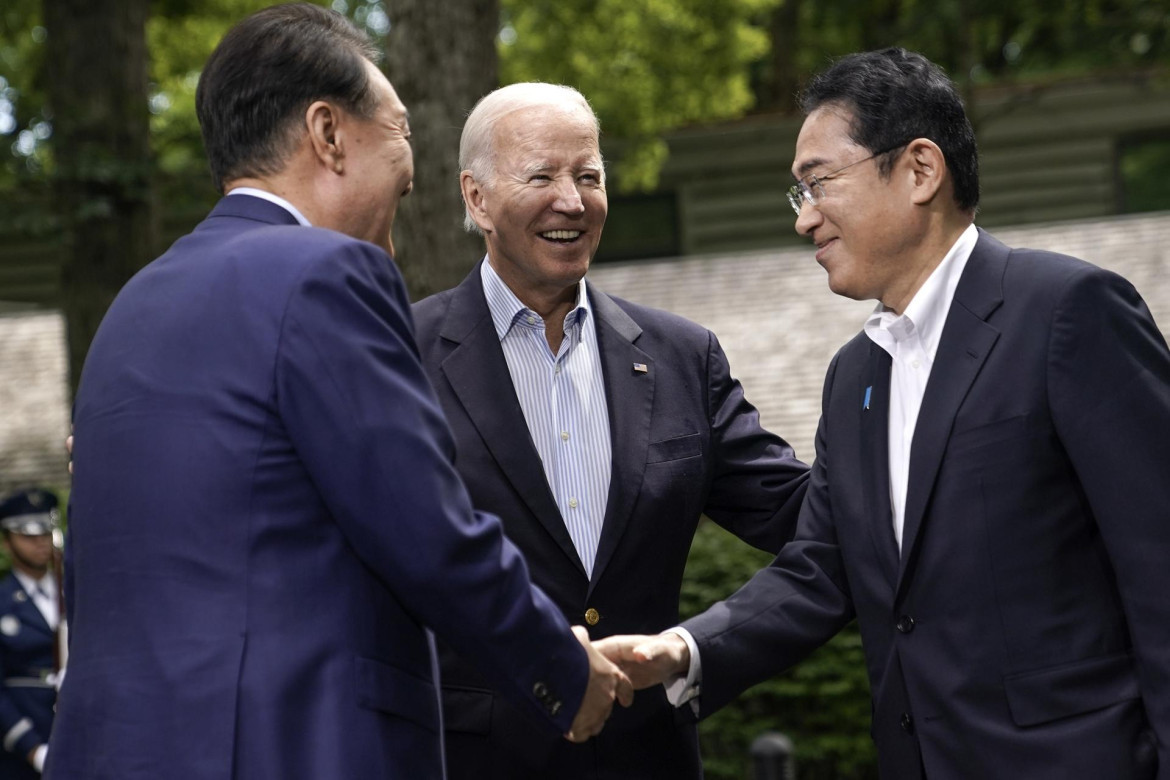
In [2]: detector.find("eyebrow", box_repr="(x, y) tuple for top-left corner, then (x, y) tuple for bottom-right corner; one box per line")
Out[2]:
(521, 161), (555, 177)
(793, 156), (831, 179)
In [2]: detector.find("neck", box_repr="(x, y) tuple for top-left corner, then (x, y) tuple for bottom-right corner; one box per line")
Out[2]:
(883, 216), (972, 315)
(225, 175), (320, 225)
(486, 258), (580, 351)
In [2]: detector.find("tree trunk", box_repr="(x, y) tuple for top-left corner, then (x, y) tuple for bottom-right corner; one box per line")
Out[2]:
(384, 0), (498, 300)
(758, 0), (804, 113)
(42, 0), (154, 398)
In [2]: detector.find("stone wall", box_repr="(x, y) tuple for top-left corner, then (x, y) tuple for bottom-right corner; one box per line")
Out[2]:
(0, 310), (70, 495)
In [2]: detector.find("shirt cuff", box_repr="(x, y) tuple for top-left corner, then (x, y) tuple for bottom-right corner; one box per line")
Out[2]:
(662, 627), (701, 712)
(33, 743), (47, 773)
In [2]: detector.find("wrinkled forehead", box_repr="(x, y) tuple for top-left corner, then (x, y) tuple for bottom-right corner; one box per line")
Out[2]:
(494, 104), (601, 160)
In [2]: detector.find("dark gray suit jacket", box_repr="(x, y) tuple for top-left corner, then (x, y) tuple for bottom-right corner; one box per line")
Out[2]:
(685, 230), (1170, 779)
(413, 263), (809, 779)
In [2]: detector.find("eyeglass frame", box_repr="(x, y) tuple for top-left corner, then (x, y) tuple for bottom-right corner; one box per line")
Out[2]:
(785, 143), (909, 216)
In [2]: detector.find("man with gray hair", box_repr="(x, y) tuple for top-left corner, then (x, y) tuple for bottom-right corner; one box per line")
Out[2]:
(412, 82), (810, 779)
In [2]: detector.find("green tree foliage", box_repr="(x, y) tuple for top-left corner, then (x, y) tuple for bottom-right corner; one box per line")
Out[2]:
(0, 0), (48, 188)
(680, 521), (878, 780)
(499, 0), (781, 190)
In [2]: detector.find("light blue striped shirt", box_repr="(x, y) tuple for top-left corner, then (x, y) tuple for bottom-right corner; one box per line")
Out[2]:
(480, 260), (612, 576)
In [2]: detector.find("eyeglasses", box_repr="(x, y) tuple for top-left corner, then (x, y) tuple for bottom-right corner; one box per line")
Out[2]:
(786, 144), (906, 216)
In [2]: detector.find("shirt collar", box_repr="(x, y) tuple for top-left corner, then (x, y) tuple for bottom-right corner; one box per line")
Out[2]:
(480, 258), (591, 341)
(227, 187), (312, 227)
(13, 570), (53, 597)
(864, 223), (978, 359)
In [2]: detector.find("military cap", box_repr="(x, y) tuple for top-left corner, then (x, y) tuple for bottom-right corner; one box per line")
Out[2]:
(0, 488), (59, 536)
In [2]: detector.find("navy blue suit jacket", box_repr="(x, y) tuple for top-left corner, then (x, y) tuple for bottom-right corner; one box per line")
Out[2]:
(684, 231), (1170, 779)
(49, 196), (588, 780)
(0, 574), (56, 780)
(413, 264), (809, 779)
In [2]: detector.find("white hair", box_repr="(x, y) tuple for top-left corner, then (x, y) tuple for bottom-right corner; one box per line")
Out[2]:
(459, 82), (602, 234)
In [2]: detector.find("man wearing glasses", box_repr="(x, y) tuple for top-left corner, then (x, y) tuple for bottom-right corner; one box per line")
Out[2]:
(598, 47), (1170, 779)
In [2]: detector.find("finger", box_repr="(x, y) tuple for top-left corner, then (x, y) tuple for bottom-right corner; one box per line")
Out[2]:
(615, 673), (635, 707)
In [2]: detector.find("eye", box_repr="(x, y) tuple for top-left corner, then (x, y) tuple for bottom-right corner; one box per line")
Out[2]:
(529, 174), (552, 182)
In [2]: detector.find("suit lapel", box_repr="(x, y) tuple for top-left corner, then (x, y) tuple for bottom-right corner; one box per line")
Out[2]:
(8, 579), (53, 636)
(438, 268), (585, 577)
(859, 345), (900, 590)
(587, 289), (653, 590)
(896, 233), (1008, 600)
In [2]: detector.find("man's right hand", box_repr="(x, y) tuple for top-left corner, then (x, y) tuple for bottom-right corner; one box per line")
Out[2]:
(564, 626), (634, 743)
(592, 632), (691, 690)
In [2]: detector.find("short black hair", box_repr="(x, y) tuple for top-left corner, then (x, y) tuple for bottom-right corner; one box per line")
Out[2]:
(800, 48), (979, 212)
(196, 3), (381, 192)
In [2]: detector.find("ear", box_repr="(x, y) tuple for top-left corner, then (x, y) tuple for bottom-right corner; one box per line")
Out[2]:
(305, 100), (345, 174)
(905, 138), (947, 206)
(460, 170), (494, 233)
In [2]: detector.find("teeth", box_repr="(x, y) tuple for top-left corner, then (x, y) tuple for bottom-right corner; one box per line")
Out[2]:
(541, 230), (581, 240)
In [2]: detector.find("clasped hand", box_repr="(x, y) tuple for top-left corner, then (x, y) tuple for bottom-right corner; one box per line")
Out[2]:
(592, 632), (691, 690)
(564, 626), (635, 742)
(564, 630), (694, 742)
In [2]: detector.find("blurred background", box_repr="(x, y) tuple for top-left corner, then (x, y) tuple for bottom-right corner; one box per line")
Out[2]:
(3, 1), (1169, 776)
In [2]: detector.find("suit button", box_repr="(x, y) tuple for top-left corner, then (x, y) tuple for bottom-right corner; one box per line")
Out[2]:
(584, 608), (600, 626)
(533, 681), (549, 699)
(896, 615), (915, 633)
(901, 713), (914, 733)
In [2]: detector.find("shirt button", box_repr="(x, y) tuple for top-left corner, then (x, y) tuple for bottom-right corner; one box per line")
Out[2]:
(911, 359), (920, 369)
(560, 431), (570, 441)
(584, 608), (600, 626)
(526, 315), (536, 324)
(568, 498), (578, 509)
(555, 364), (562, 374)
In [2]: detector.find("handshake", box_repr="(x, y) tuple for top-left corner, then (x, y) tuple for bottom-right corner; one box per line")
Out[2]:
(564, 629), (693, 742)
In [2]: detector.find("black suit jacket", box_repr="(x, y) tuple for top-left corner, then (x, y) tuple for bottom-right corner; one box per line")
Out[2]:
(413, 263), (809, 779)
(684, 230), (1170, 779)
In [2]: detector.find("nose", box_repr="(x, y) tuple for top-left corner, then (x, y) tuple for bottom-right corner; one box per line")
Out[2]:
(794, 198), (821, 237)
(551, 177), (585, 215)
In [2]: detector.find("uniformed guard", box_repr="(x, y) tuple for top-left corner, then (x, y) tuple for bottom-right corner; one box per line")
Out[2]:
(0, 488), (62, 777)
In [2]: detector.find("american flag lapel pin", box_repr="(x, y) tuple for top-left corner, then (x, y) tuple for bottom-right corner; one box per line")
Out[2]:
(633, 362), (648, 374)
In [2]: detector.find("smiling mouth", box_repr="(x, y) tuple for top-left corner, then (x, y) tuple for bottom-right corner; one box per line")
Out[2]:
(814, 237), (836, 261)
(540, 230), (582, 243)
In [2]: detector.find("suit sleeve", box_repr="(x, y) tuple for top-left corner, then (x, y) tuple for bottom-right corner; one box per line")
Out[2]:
(702, 331), (810, 553)
(274, 241), (588, 733)
(683, 352), (854, 717)
(0, 601), (46, 762)
(1047, 267), (1170, 765)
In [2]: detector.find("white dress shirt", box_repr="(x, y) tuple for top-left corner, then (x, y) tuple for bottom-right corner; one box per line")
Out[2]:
(862, 223), (978, 549)
(481, 260), (612, 576)
(667, 223), (980, 707)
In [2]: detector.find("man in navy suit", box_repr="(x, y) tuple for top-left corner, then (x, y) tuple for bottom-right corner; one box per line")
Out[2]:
(0, 489), (62, 778)
(412, 83), (809, 778)
(599, 49), (1170, 779)
(47, 6), (630, 779)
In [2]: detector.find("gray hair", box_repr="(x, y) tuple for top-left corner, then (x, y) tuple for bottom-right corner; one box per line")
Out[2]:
(459, 82), (602, 233)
